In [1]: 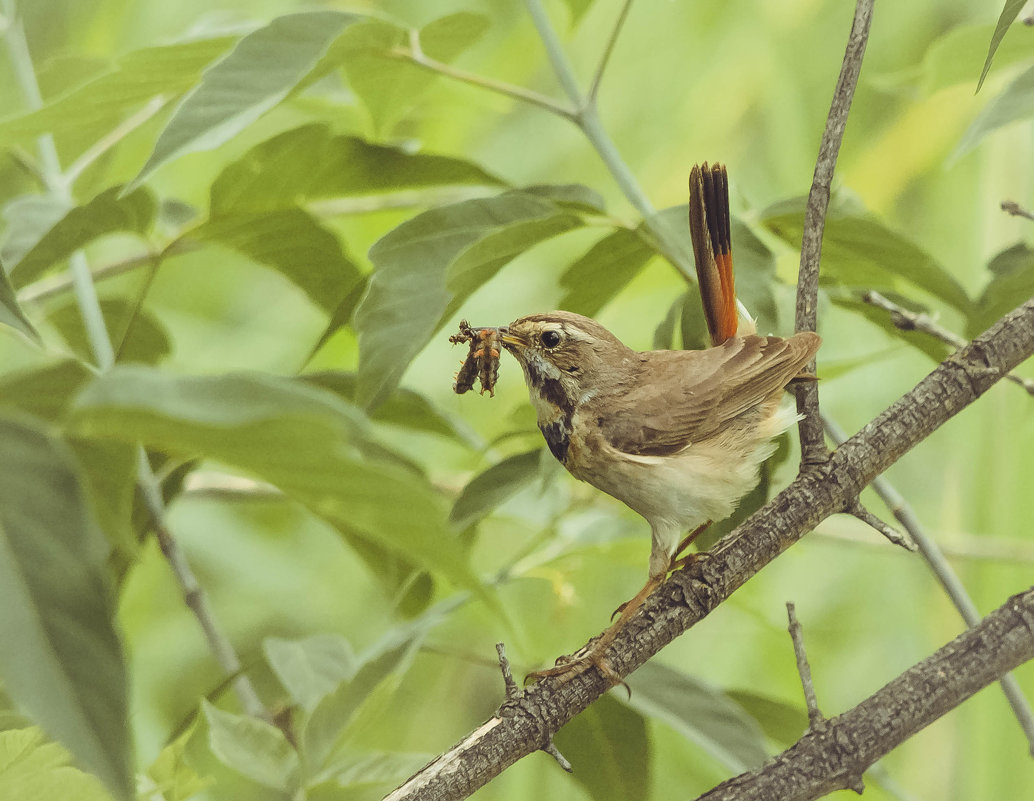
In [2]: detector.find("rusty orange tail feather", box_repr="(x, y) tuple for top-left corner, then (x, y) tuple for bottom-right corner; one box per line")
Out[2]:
(689, 162), (737, 346)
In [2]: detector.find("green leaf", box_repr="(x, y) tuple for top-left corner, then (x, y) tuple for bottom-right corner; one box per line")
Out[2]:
(302, 606), (451, 771)
(264, 635), (358, 712)
(210, 123), (503, 215)
(0, 728), (115, 801)
(202, 701), (298, 791)
(977, 0), (1027, 92)
(970, 242), (1034, 336)
(762, 202), (972, 314)
(729, 219), (779, 334)
(679, 287), (710, 351)
(915, 22), (1034, 95)
(956, 63), (1034, 159)
(624, 662), (770, 771)
(553, 694), (650, 801)
(130, 12), (359, 188)
(142, 724), (212, 801)
(0, 359), (93, 421)
(301, 371), (472, 442)
(0, 258), (39, 341)
(0, 36), (237, 147)
(725, 690), (809, 748)
(0, 416), (130, 800)
(560, 0), (596, 26)
(518, 183), (606, 214)
(653, 292), (684, 349)
(450, 449), (543, 530)
(67, 368), (497, 613)
(1, 195), (69, 268)
(309, 750), (432, 795)
(558, 227), (656, 317)
(7, 186), (156, 289)
(191, 208), (362, 312)
(67, 438), (139, 563)
(46, 297), (171, 365)
(341, 13), (489, 134)
(355, 191), (585, 409)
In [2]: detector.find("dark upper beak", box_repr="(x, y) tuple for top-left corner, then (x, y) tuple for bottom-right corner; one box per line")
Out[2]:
(497, 327), (524, 349)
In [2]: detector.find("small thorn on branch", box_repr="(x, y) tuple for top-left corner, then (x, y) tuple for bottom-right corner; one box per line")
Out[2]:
(1001, 200), (1034, 220)
(786, 602), (825, 730)
(846, 498), (916, 551)
(495, 642), (519, 700)
(495, 643), (573, 773)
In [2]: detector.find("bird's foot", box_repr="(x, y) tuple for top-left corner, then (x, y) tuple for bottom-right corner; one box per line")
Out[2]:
(524, 639), (626, 689)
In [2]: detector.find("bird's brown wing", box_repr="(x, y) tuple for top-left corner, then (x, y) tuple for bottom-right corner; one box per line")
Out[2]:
(599, 332), (820, 456)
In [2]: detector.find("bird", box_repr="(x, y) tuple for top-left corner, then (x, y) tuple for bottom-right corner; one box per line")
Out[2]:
(494, 163), (821, 684)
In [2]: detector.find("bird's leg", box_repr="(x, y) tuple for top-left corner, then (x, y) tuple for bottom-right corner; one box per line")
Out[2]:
(670, 520), (712, 570)
(526, 571), (667, 687)
(525, 522), (714, 687)
(603, 516), (711, 624)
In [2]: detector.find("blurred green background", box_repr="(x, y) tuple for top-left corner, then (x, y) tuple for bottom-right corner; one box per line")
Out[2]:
(1, 0), (1033, 799)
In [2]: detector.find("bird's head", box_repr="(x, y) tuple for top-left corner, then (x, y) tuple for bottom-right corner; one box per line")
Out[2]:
(499, 311), (634, 415)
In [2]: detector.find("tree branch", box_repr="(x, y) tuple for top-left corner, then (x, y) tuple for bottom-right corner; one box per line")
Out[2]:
(384, 297), (1034, 801)
(794, 0), (874, 464)
(823, 412), (1034, 753)
(697, 586), (1034, 801)
(863, 290), (1034, 396)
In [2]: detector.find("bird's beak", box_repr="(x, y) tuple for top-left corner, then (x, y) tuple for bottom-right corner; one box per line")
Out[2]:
(497, 327), (524, 349)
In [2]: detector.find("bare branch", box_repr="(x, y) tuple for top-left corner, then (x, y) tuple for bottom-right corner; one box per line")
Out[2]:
(824, 413), (1034, 754)
(863, 290), (1034, 396)
(786, 603), (825, 731)
(696, 587), (1034, 801)
(794, 0), (875, 464)
(383, 297), (1034, 801)
(844, 497), (914, 550)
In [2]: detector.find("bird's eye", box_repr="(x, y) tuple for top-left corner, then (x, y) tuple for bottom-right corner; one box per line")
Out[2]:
(540, 330), (562, 349)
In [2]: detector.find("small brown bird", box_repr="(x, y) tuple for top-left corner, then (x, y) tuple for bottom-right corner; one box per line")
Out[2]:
(497, 164), (820, 682)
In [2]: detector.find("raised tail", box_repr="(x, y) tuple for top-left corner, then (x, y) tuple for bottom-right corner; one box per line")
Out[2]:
(688, 162), (739, 347)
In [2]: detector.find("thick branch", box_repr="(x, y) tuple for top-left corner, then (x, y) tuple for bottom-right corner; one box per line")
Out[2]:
(698, 587), (1034, 801)
(384, 298), (1034, 801)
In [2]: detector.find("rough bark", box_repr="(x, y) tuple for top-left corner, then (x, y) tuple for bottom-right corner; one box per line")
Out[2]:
(382, 298), (1034, 801)
(698, 587), (1034, 801)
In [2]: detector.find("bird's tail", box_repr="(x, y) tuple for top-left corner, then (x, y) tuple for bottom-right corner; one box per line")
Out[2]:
(689, 163), (750, 346)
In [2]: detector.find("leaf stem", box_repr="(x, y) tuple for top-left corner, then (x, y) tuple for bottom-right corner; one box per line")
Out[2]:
(388, 29), (576, 120)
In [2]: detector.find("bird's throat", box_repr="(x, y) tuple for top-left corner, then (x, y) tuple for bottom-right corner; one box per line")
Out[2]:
(519, 354), (577, 466)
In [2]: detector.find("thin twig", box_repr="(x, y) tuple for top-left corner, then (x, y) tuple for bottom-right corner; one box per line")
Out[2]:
(495, 643), (519, 700)
(586, 0), (634, 104)
(786, 603), (825, 732)
(863, 290), (1034, 395)
(823, 413), (1034, 754)
(2, 2), (270, 723)
(793, 0), (874, 465)
(844, 497), (914, 550)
